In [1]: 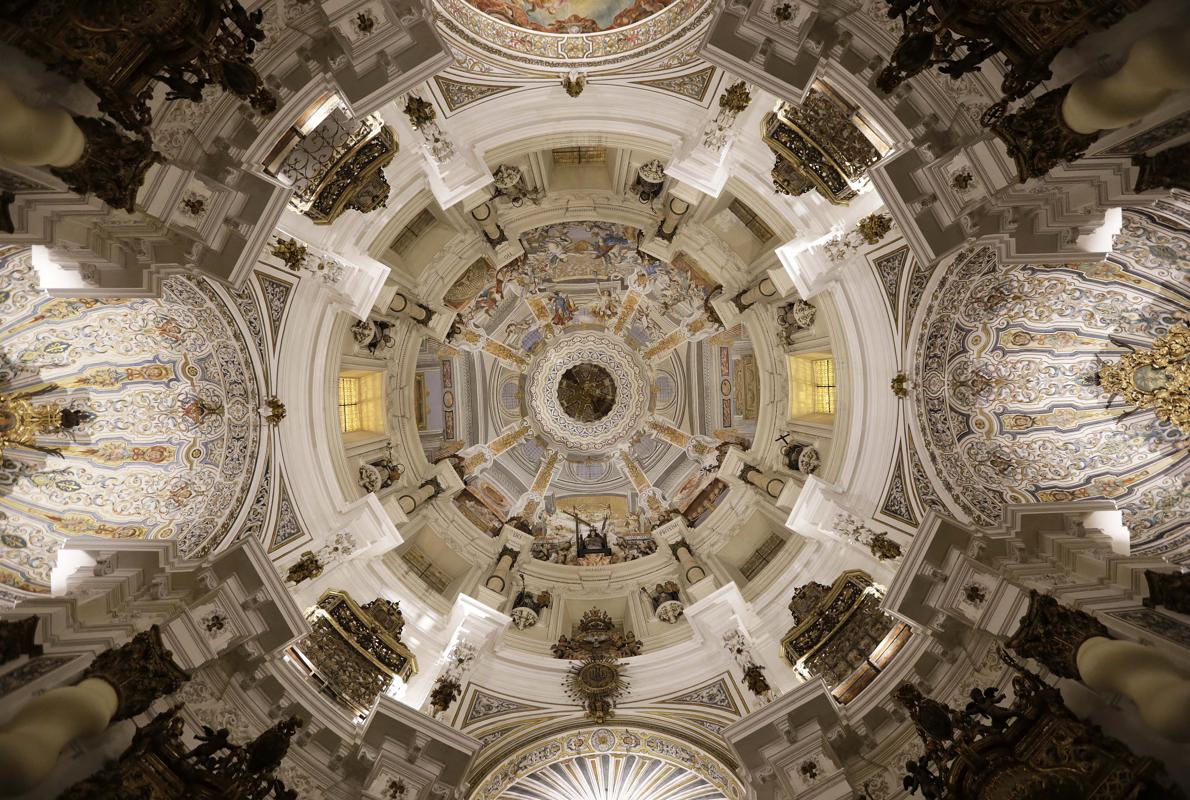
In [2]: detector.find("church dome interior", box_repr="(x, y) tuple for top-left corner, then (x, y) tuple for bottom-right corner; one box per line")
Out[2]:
(0, 0), (1188, 798)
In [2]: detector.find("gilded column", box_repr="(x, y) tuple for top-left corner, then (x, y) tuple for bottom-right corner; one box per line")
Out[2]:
(484, 545), (520, 593)
(741, 464), (788, 499)
(469, 200), (507, 247)
(1007, 591), (1190, 742)
(0, 626), (188, 796)
(396, 477), (443, 515)
(0, 78), (85, 168)
(656, 194), (691, 242)
(732, 276), (779, 311)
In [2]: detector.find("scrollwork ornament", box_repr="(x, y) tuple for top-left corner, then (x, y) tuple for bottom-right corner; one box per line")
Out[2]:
(1096, 324), (1190, 434)
(856, 213), (893, 245)
(270, 238), (308, 272)
(402, 95), (438, 129)
(429, 676), (462, 714)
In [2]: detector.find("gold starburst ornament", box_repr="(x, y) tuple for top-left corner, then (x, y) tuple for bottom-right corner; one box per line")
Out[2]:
(1096, 324), (1189, 434)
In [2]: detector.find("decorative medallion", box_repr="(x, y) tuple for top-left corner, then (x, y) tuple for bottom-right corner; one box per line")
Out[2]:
(525, 330), (649, 453)
(557, 363), (617, 421)
(565, 655), (627, 722)
(1096, 324), (1189, 434)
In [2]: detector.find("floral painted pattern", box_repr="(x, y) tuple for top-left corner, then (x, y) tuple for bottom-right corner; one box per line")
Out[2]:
(0, 248), (265, 597)
(911, 204), (1190, 560)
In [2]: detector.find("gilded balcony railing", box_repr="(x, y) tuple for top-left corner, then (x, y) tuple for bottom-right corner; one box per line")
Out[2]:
(291, 589), (417, 718)
(762, 90), (882, 206)
(278, 108), (398, 225)
(781, 570), (910, 703)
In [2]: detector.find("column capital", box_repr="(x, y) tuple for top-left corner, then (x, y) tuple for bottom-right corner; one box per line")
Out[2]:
(81, 625), (189, 721)
(1005, 590), (1110, 680)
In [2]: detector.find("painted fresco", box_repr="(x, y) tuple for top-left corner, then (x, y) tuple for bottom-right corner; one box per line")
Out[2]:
(0, 247), (264, 600)
(912, 201), (1190, 562)
(464, 0), (676, 33)
(447, 223), (716, 343)
(453, 484), (507, 536)
(435, 221), (753, 551)
(681, 478), (729, 527)
(529, 494), (657, 565)
(444, 257), (494, 310)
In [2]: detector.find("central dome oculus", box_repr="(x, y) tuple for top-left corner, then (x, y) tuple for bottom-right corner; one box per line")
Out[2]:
(557, 363), (617, 422)
(525, 330), (650, 454)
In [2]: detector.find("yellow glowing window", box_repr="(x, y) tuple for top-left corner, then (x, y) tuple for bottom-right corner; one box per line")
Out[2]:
(552, 146), (606, 165)
(338, 377), (362, 432)
(813, 358), (836, 414)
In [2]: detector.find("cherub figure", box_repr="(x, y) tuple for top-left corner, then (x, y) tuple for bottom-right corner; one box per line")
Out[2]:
(965, 686), (1016, 729)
